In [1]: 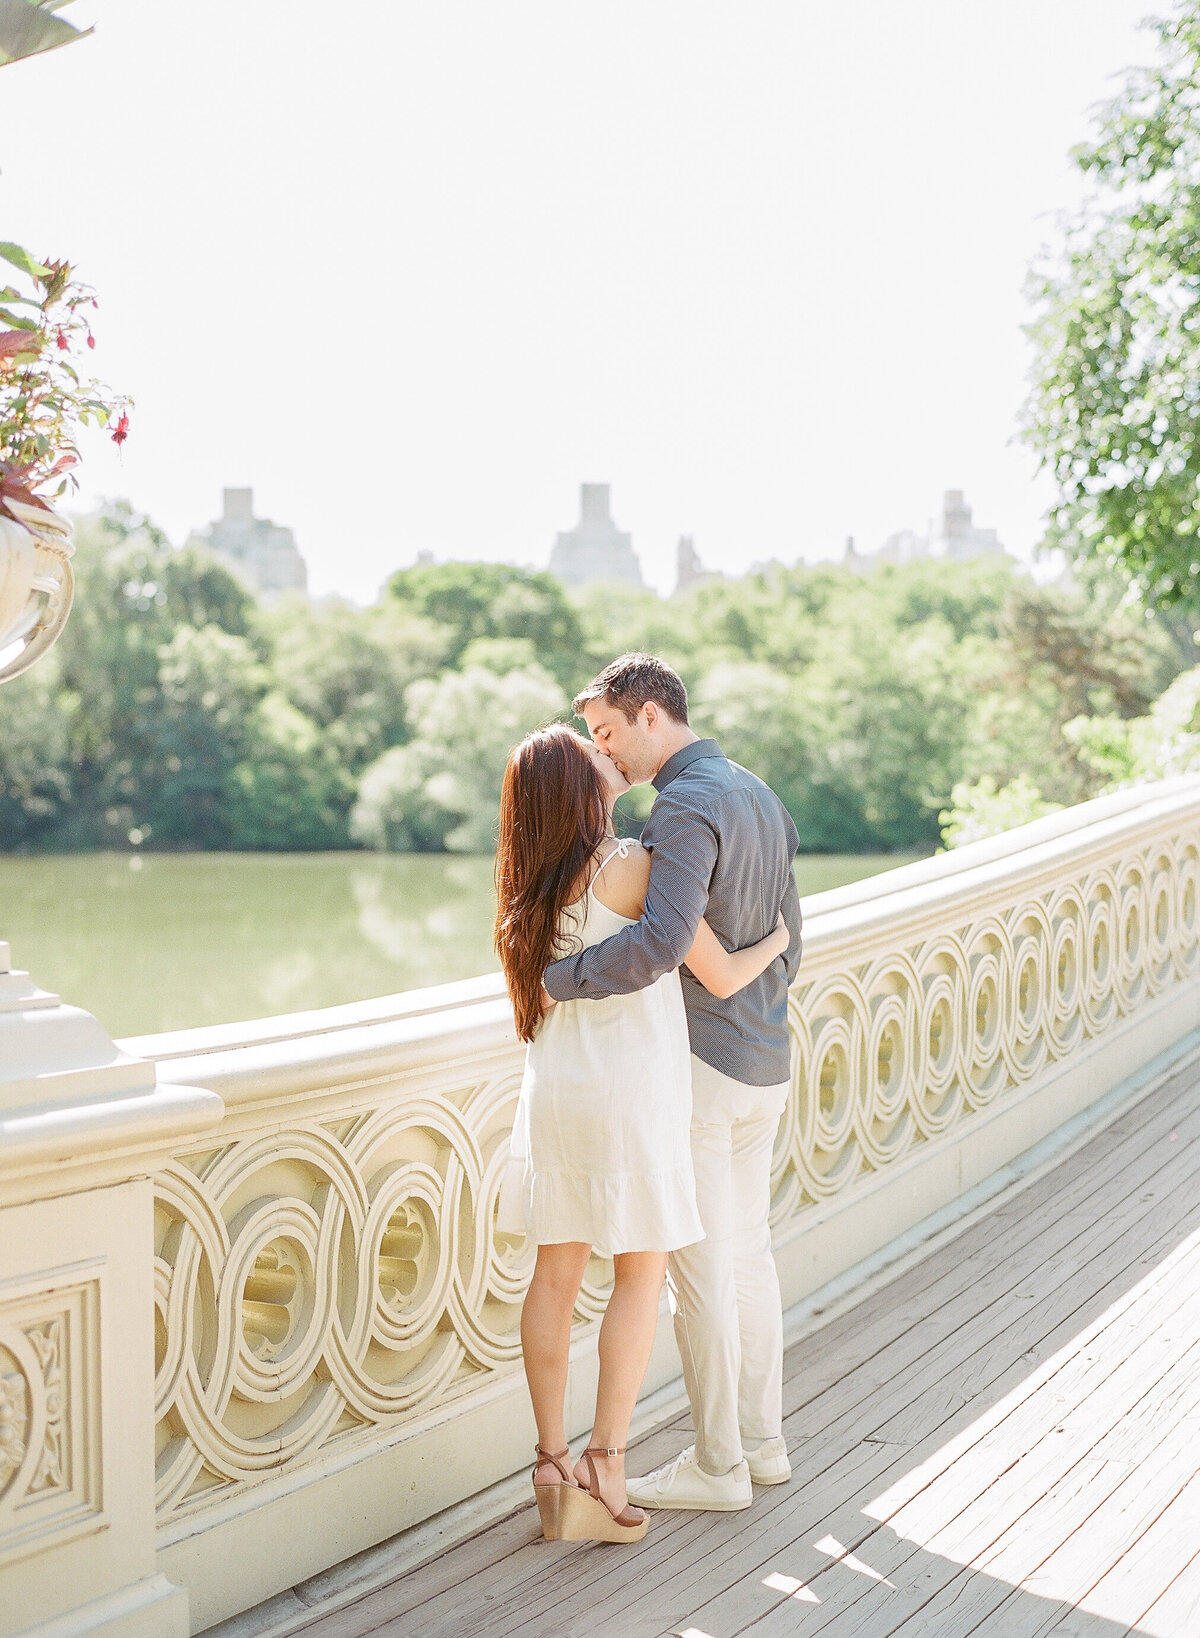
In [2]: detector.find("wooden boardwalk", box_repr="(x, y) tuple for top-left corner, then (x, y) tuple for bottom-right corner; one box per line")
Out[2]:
(289, 1054), (1200, 1638)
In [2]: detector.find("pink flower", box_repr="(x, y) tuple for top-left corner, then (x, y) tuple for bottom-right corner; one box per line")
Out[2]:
(55, 329), (68, 350)
(86, 334), (95, 350)
(111, 411), (129, 447)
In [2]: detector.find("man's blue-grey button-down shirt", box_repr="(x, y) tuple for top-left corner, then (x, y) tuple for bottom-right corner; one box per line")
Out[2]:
(542, 738), (803, 1086)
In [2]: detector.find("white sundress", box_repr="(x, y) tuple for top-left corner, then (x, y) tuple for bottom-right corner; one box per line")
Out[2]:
(498, 841), (704, 1257)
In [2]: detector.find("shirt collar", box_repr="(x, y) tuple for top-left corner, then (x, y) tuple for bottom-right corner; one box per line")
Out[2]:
(652, 737), (726, 793)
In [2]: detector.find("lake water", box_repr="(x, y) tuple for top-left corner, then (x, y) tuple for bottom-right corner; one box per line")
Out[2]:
(0, 851), (924, 1039)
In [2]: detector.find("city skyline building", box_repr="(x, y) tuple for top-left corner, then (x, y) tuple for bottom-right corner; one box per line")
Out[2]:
(844, 489), (1008, 573)
(674, 534), (723, 597)
(548, 483), (644, 588)
(188, 488), (308, 600)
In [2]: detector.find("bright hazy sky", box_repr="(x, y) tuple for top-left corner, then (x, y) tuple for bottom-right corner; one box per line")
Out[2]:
(1, 2), (1158, 600)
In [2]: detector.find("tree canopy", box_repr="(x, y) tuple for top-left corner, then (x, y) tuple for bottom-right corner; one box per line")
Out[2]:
(385, 560), (584, 686)
(0, 506), (1186, 856)
(1023, 2), (1200, 613)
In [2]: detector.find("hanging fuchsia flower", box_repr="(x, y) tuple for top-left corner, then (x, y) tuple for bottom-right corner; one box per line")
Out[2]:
(0, 244), (132, 503)
(86, 333), (95, 350)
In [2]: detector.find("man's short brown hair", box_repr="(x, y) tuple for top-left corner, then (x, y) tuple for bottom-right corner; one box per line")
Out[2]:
(573, 652), (689, 725)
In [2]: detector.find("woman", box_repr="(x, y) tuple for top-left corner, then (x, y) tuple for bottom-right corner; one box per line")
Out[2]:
(495, 724), (789, 1543)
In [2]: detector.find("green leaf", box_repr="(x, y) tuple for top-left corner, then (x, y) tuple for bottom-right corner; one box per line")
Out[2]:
(0, 307), (39, 329)
(0, 0), (91, 67)
(0, 240), (50, 279)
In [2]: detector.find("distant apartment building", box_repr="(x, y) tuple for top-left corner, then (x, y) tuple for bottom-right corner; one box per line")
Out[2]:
(188, 488), (308, 599)
(549, 483), (644, 588)
(674, 534), (722, 596)
(845, 489), (1007, 572)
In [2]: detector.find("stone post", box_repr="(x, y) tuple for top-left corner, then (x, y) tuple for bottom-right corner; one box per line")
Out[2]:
(0, 942), (222, 1638)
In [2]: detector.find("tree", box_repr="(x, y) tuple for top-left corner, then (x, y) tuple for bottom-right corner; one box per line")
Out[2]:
(0, 656), (73, 846)
(941, 662), (1200, 847)
(1023, 3), (1200, 614)
(959, 579), (1182, 806)
(225, 691), (351, 851)
(145, 625), (269, 846)
(385, 561), (586, 687)
(264, 597), (449, 774)
(351, 664), (567, 852)
(46, 504), (262, 844)
(1066, 663), (1200, 784)
(939, 776), (1063, 851)
(146, 626), (352, 850)
(807, 614), (977, 851)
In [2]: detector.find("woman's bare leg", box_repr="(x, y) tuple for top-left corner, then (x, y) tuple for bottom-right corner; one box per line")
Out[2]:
(576, 1250), (668, 1515)
(521, 1241), (591, 1483)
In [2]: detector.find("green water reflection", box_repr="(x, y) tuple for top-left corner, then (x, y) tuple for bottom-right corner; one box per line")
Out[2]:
(0, 851), (923, 1039)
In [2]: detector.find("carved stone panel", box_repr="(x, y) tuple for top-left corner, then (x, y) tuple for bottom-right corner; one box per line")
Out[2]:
(0, 1277), (102, 1565)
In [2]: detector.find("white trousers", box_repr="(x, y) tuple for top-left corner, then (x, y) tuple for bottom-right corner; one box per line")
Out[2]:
(667, 1054), (789, 1475)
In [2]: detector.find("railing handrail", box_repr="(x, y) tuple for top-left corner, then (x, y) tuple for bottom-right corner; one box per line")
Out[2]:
(123, 969), (507, 1064)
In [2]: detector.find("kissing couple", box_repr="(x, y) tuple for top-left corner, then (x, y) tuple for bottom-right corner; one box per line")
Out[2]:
(496, 651), (803, 1542)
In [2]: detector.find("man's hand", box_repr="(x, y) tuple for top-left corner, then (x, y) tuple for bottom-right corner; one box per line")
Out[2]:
(540, 985), (558, 1011)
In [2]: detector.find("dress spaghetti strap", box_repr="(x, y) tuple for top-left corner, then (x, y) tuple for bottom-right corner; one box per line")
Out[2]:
(588, 837), (631, 900)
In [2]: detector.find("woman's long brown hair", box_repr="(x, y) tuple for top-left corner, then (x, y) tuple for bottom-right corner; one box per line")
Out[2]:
(494, 723), (610, 1042)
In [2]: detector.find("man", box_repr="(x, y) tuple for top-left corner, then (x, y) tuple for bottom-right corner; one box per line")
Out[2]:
(542, 652), (803, 1511)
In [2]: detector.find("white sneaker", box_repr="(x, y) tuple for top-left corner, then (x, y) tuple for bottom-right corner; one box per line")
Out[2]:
(625, 1445), (752, 1511)
(743, 1435), (791, 1485)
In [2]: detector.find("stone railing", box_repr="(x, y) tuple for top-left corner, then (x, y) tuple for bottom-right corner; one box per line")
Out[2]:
(2, 775), (1197, 1636)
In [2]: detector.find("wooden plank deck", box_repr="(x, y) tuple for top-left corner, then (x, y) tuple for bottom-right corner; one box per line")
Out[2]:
(288, 1053), (1200, 1638)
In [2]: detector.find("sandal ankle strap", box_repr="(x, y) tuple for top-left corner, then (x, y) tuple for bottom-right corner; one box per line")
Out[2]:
(532, 1444), (574, 1485)
(579, 1447), (642, 1525)
(580, 1446), (625, 1500)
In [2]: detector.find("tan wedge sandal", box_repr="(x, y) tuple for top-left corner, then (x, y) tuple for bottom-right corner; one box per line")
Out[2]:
(564, 1446), (649, 1543)
(532, 1445), (578, 1540)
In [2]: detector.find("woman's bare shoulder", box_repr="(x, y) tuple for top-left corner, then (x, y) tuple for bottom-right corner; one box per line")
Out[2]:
(592, 839), (651, 918)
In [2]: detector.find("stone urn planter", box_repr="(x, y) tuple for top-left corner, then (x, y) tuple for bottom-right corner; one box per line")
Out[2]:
(0, 497), (74, 683)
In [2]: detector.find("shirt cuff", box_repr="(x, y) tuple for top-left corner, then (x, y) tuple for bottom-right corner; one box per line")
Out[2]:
(542, 959), (575, 1002)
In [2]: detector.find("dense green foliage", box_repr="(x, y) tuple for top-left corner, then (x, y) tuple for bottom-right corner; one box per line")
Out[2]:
(350, 665), (568, 853)
(1023, 1), (1200, 614)
(0, 506), (1185, 855)
(938, 776), (1064, 852)
(385, 560), (585, 687)
(939, 661), (1200, 847)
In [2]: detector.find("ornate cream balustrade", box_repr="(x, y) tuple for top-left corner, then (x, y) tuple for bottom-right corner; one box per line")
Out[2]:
(1, 776), (1197, 1637)
(769, 777), (1199, 1298)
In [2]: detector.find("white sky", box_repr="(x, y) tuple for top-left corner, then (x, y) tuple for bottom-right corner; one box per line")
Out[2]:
(1, 1), (1157, 600)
